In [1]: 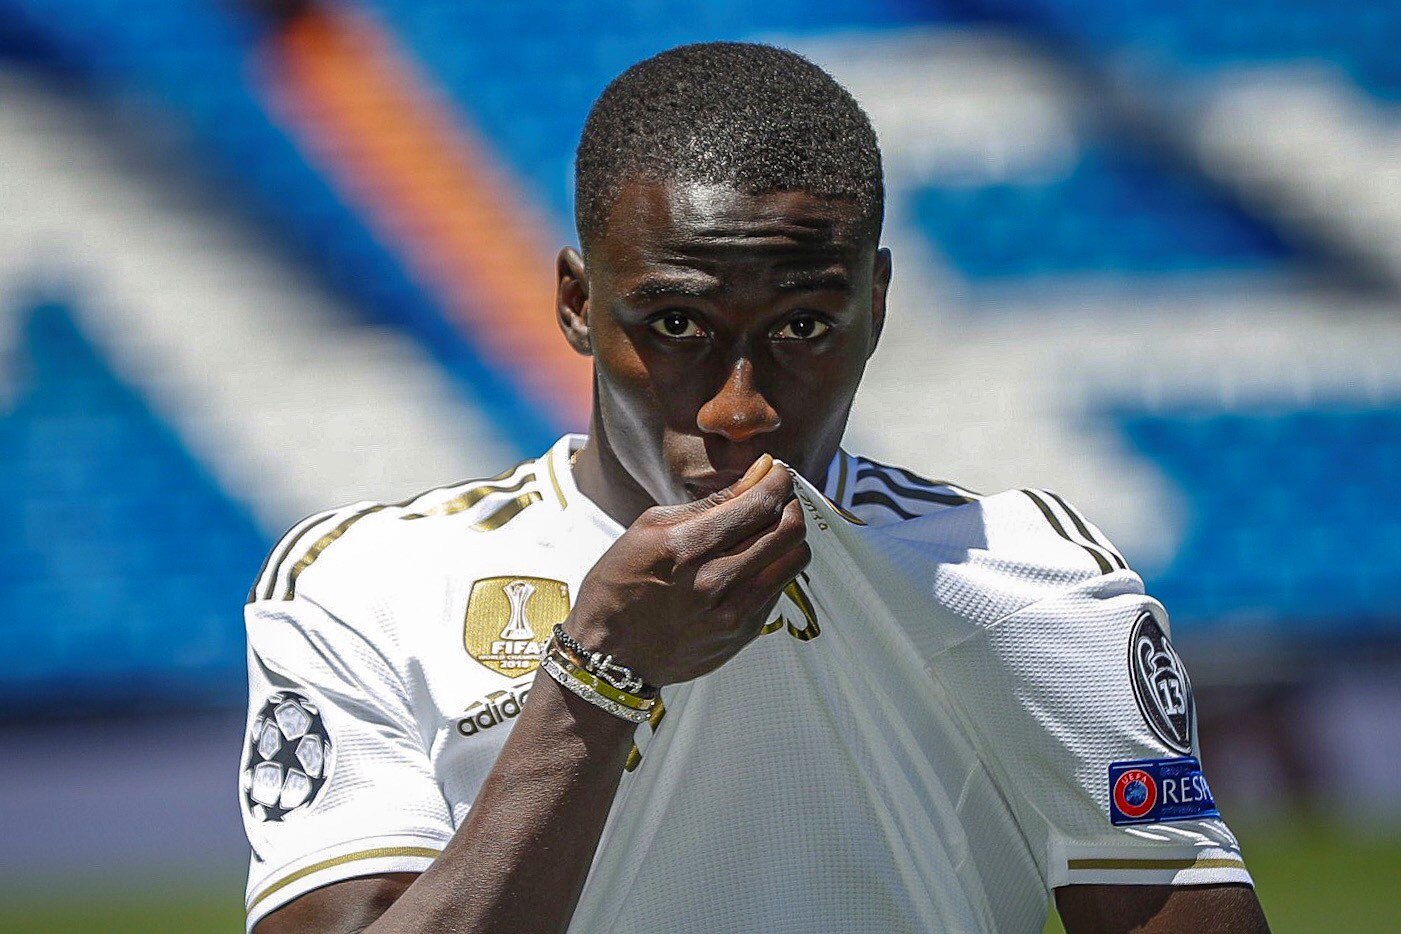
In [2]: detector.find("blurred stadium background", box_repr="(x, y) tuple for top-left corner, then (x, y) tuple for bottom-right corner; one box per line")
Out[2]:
(0, 0), (1397, 930)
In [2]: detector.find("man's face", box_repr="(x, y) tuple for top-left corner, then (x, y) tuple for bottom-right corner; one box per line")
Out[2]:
(565, 178), (890, 506)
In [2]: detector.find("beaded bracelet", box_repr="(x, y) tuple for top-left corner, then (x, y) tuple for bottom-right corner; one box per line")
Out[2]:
(552, 623), (655, 697)
(542, 651), (653, 723)
(546, 644), (657, 713)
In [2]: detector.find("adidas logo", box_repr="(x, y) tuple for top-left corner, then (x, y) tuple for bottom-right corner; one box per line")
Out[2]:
(456, 683), (531, 737)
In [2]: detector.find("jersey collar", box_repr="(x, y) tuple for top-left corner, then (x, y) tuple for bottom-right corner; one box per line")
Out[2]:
(543, 434), (852, 531)
(542, 434), (625, 539)
(820, 447), (856, 514)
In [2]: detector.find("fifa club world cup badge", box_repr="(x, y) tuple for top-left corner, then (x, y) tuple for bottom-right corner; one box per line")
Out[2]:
(1128, 609), (1194, 754)
(463, 576), (571, 676)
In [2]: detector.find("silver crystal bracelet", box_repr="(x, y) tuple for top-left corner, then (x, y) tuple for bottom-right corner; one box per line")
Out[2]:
(552, 623), (653, 696)
(541, 654), (652, 723)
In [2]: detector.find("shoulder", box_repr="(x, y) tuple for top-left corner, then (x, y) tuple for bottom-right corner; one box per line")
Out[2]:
(840, 457), (1139, 626)
(246, 457), (547, 611)
(843, 453), (982, 526)
(980, 486), (1129, 579)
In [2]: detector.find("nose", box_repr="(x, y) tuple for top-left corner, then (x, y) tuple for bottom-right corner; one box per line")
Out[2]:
(696, 357), (781, 443)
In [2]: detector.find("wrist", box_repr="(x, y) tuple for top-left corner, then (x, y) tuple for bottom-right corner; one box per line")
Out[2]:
(561, 611), (659, 687)
(541, 627), (658, 726)
(531, 666), (641, 748)
(551, 624), (656, 698)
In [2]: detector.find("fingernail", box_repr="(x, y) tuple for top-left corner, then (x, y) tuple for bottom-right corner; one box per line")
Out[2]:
(739, 453), (773, 488)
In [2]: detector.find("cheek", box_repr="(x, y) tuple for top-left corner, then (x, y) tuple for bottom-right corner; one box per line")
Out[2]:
(593, 342), (699, 503)
(596, 330), (705, 425)
(591, 324), (656, 409)
(773, 342), (866, 406)
(595, 335), (718, 489)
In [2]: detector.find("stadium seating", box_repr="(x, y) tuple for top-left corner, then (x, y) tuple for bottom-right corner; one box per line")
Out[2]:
(1120, 405), (1401, 636)
(363, 0), (963, 224)
(0, 0), (1395, 714)
(0, 303), (266, 712)
(913, 145), (1294, 281)
(971, 0), (1401, 100)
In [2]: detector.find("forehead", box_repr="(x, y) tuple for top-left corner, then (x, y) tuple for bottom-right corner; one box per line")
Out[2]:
(593, 179), (869, 275)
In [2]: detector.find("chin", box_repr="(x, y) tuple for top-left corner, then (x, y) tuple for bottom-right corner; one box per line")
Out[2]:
(647, 467), (694, 507)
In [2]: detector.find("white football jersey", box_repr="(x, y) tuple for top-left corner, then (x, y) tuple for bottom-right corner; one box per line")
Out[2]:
(240, 434), (1250, 932)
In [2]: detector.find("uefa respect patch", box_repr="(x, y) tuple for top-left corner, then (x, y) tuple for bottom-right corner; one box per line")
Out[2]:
(1108, 756), (1219, 826)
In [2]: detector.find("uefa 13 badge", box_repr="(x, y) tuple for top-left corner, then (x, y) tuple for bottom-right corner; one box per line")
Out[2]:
(1108, 756), (1220, 826)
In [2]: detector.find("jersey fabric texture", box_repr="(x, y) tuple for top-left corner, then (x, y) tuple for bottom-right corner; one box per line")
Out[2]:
(240, 434), (1250, 932)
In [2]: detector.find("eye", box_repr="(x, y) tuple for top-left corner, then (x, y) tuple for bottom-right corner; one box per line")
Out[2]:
(649, 311), (707, 339)
(772, 315), (831, 341)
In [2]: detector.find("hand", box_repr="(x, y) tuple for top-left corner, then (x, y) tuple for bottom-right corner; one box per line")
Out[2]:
(564, 455), (810, 687)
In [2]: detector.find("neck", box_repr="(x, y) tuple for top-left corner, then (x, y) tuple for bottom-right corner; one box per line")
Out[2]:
(571, 418), (658, 529)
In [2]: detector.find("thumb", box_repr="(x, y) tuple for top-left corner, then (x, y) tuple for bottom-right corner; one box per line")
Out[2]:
(702, 453), (774, 507)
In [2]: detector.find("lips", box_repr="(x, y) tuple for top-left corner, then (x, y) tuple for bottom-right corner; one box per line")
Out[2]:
(682, 471), (746, 500)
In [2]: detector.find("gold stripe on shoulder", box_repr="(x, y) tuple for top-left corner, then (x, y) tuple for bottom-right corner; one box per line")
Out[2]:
(282, 505), (386, 600)
(397, 461), (529, 519)
(472, 491), (543, 532)
(400, 472), (534, 520)
(251, 510), (338, 604)
(247, 845), (441, 912)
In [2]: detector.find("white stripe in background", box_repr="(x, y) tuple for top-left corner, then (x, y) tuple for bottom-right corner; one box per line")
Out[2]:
(782, 30), (1401, 572)
(0, 69), (517, 539)
(1193, 67), (1401, 292)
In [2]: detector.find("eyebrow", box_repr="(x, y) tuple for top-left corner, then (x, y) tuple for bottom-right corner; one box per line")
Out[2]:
(624, 276), (721, 302)
(775, 270), (852, 293)
(624, 268), (852, 302)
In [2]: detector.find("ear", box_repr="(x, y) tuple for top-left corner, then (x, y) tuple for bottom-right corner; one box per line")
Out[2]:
(556, 247), (593, 357)
(868, 247), (891, 359)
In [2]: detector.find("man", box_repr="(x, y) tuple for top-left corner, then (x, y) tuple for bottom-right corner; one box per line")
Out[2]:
(240, 42), (1269, 933)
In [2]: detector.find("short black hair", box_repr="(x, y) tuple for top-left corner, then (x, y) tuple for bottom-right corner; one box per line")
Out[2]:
(575, 41), (884, 252)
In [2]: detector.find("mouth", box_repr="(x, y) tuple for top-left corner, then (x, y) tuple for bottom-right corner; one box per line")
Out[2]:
(681, 471), (746, 501)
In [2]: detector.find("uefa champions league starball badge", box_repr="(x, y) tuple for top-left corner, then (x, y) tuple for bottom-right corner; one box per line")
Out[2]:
(242, 691), (332, 821)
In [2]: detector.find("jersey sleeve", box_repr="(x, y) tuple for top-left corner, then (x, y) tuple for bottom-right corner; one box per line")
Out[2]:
(958, 575), (1252, 891)
(240, 517), (453, 930)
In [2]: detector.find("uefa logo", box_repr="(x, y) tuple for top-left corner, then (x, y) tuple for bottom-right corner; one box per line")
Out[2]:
(1112, 768), (1158, 821)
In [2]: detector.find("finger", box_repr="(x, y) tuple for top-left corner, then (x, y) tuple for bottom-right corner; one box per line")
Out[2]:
(674, 461), (793, 560)
(721, 541), (813, 635)
(694, 498), (805, 593)
(752, 540), (813, 600)
(705, 490), (801, 559)
(676, 454), (772, 516)
(730, 453), (773, 497)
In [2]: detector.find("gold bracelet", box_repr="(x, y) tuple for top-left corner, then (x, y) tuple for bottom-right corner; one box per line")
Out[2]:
(551, 624), (653, 696)
(541, 654), (653, 723)
(546, 643), (657, 712)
